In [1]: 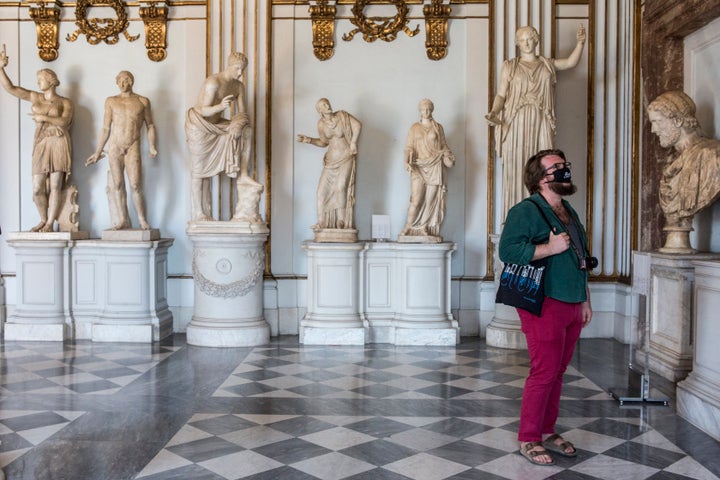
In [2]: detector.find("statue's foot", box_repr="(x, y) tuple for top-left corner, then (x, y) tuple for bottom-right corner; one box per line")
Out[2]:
(139, 220), (151, 230)
(39, 223), (54, 233)
(109, 222), (131, 231)
(30, 221), (47, 232)
(192, 214), (214, 222)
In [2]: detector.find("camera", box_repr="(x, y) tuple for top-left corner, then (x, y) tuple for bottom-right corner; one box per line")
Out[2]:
(580, 256), (599, 271)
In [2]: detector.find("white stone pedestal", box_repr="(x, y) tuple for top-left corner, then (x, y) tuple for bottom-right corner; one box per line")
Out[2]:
(301, 242), (366, 345)
(5, 231), (88, 341)
(486, 233), (527, 349)
(643, 252), (720, 382)
(186, 222), (270, 347)
(677, 260), (720, 441)
(391, 242), (458, 345)
(71, 238), (174, 342)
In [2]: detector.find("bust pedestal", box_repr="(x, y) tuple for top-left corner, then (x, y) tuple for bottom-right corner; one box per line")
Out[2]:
(5, 231), (88, 341)
(186, 221), (270, 347)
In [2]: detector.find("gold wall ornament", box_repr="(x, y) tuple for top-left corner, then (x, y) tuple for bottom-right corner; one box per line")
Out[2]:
(66, 0), (140, 45)
(423, 0), (451, 60)
(309, 0), (337, 61)
(342, 0), (420, 43)
(139, 1), (169, 62)
(29, 1), (61, 62)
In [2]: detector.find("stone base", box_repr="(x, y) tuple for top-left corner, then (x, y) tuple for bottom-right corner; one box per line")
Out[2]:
(313, 228), (358, 243)
(397, 235), (442, 244)
(187, 220), (269, 235)
(677, 373), (720, 441)
(92, 324), (154, 343)
(8, 231), (89, 241)
(486, 303), (527, 349)
(394, 327), (457, 346)
(4, 323), (66, 341)
(300, 326), (366, 345)
(101, 228), (160, 241)
(187, 323), (270, 347)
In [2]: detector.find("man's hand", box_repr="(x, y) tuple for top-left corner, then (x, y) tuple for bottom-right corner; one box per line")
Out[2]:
(547, 229), (570, 255)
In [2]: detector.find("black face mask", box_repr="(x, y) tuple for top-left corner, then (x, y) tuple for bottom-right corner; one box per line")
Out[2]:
(548, 167), (572, 183)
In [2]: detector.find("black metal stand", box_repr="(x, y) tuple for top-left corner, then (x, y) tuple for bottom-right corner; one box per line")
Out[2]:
(609, 293), (669, 406)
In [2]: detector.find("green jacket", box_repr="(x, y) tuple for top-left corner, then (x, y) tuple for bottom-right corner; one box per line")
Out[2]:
(498, 193), (589, 303)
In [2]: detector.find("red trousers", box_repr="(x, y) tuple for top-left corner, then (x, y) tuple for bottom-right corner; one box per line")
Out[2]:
(517, 297), (583, 442)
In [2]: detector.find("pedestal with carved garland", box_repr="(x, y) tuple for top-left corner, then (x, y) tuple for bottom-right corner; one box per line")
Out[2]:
(186, 222), (270, 347)
(5, 231), (89, 341)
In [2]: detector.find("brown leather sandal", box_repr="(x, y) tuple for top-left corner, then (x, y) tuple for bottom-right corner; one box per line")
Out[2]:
(543, 433), (578, 457)
(519, 441), (555, 466)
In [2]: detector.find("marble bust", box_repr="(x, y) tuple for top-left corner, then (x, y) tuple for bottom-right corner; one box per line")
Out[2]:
(86, 71), (157, 232)
(185, 52), (264, 223)
(398, 99), (455, 243)
(0, 44), (79, 233)
(647, 90), (720, 253)
(297, 98), (362, 243)
(485, 24), (586, 223)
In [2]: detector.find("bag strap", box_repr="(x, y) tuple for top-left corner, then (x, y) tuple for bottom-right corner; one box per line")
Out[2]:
(525, 197), (556, 235)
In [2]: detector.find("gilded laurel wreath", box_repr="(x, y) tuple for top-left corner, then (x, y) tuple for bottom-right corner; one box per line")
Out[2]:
(343, 0), (419, 43)
(67, 0), (140, 45)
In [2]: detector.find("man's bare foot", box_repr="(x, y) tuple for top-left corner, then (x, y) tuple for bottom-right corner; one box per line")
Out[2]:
(110, 221), (131, 231)
(30, 221), (47, 232)
(139, 220), (151, 230)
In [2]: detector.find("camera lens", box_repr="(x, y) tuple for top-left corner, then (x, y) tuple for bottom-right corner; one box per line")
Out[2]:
(587, 256), (599, 270)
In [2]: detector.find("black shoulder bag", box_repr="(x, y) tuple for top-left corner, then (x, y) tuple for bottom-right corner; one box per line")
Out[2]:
(495, 199), (555, 316)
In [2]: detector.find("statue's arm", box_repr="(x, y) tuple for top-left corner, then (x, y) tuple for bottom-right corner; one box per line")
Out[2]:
(194, 78), (230, 118)
(349, 114), (361, 154)
(36, 96), (73, 129)
(141, 96), (158, 158)
(486, 61), (511, 126)
(0, 66), (32, 102)
(553, 24), (586, 71)
(86, 99), (112, 165)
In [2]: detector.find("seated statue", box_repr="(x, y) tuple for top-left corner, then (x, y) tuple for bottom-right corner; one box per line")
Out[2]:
(86, 71), (157, 231)
(185, 52), (263, 222)
(647, 90), (720, 253)
(399, 99), (455, 241)
(0, 44), (79, 233)
(297, 98), (362, 241)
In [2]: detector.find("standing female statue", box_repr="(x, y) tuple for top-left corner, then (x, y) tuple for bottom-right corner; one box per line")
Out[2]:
(297, 98), (361, 242)
(399, 99), (455, 241)
(486, 25), (586, 223)
(0, 45), (74, 232)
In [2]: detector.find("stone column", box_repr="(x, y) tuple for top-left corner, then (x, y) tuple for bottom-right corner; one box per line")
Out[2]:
(301, 242), (366, 345)
(5, 231), (88, 341)
(186, 222), (270, 347)
(677, 260), (720, 441)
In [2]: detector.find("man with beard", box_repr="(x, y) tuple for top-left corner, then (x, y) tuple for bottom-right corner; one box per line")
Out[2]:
(499, 149), (593, 466)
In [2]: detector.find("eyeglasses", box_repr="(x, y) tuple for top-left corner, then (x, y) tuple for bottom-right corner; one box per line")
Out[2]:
(543, 162), (571, 172)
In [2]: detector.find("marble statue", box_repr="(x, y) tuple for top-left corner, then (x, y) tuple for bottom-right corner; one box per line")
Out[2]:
(486, 25), (586, 222)
(648, 90), (720, 253)
(297, 98), (362, 242)
(185, 52), (263, 223)
(86, 71), (157, 231)
(399, 99), (455, 242)
(0, 44), (79, 233)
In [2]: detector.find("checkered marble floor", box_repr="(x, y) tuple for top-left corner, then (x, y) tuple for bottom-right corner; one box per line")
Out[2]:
(1, 337), (719, 480)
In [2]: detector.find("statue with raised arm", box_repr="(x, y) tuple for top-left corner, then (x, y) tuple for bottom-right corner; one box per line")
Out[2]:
(647, 90), (720, 253)
(185, 52), (263, 223)
(86, 71), (157, 231)
(0, 44), (78, 233)
(486, 25), (586, 223)
(297, 98), (361, 242)
(399, 99), (455, 242)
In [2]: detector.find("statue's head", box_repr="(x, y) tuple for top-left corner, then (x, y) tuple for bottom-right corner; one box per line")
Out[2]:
(515, 26), (540, 49)
(647, 91), (700, 148)
(116, 70), (134, 84)
(37, 69), (59, 89)
(316, 98), (332, 114)
(227, 52), (248, 70)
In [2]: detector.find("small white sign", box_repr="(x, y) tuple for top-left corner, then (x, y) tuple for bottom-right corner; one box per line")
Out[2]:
(372, 215), (391, 241)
